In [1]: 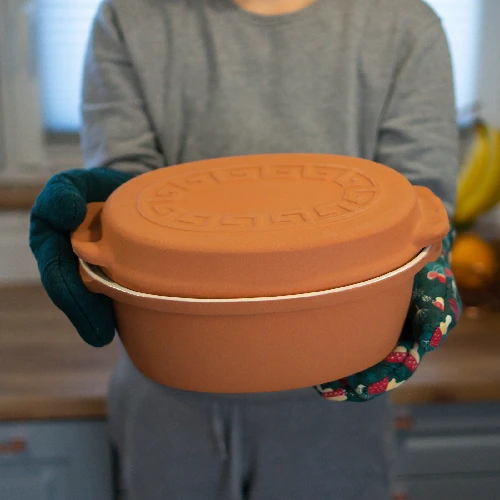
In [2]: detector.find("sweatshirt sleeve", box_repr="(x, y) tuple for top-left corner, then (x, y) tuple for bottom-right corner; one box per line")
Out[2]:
(80, 1), (164, 174)
(374, 19), (459, 217)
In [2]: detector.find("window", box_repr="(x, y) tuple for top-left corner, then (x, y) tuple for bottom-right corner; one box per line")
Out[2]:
(0, 0), (100, 179)
(0, 0), (493, 179)
(37, 0), (101, 133)
(425, 0), (483, 122)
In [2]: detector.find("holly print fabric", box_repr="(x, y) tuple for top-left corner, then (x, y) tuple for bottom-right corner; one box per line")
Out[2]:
(316, 228), (462, 402)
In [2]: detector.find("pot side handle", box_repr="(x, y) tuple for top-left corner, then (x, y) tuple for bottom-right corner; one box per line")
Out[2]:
(412, 186), (450, 249)
(70, 202), (112, 269)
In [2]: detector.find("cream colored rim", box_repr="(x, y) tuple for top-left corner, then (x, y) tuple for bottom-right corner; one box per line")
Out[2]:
(79, 246), (431, 304)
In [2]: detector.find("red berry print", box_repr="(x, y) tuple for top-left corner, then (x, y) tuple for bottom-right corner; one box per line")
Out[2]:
(445, 268), (453, 277)
(385, 347), (408, 363)
(404, 353), (419, 372)
(429, 327), (443, 348)
(322, 388), (347, 401)
(433, 298), (445, 311)
(368, 377), (389, 395)
(427, 271), (446, 284)
(430, 316), (452, 349)
(449, 298), (460, 320)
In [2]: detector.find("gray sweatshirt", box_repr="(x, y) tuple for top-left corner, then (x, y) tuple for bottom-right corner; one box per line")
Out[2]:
(81, 0), (459, 215)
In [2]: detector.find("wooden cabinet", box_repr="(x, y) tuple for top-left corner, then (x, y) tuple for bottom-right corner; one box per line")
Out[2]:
(397, 476), (500, 500)
(394, 402), (500, 500)
(0, 420), (113, 500)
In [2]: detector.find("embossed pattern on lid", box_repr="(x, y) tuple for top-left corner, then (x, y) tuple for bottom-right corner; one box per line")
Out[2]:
(136, 163), (379, 232)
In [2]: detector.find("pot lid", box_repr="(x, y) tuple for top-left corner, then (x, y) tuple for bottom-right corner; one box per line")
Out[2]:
(71, 154), (449, 298)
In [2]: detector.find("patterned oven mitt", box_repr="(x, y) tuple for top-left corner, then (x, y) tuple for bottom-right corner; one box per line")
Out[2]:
(316, 228), (462, 402)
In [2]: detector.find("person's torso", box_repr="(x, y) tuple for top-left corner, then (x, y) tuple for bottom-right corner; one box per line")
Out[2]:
(108, 0), (439, 165)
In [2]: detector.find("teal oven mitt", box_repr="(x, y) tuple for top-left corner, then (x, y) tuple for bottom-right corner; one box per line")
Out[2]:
(316, 228), (462, 402)
(29, 168), (135, 347)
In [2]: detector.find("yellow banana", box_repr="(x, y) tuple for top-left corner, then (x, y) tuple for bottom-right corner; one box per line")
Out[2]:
(490, 129), (500, 207)
(454, 123), (500, 223)
(473, 126), (500, 215)
(455, 122), (489, 214)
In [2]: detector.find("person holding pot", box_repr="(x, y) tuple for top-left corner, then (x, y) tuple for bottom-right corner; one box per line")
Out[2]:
(30, 0), (461, 498)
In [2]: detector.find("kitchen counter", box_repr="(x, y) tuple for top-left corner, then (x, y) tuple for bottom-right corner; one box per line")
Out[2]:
(1, 286), (119, 421)
(0, 183), (44, 210)
(1, 285), (500, 421)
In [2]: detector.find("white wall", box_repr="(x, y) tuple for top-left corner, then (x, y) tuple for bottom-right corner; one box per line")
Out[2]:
(475, 0), (500, 235)
(477, 0), (500, 128)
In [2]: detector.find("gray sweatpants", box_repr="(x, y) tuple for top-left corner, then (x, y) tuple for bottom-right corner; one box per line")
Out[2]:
(108, 351), (395, 500)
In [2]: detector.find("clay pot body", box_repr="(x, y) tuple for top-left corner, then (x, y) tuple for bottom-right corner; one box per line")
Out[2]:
(80, 246), (438, 393)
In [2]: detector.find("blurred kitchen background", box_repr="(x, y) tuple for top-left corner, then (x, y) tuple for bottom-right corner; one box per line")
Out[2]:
(0, 1), (499, 500)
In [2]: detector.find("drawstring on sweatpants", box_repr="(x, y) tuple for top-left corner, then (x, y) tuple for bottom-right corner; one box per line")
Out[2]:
(212, 403), (229, 461)
(211, 403), (246, 498)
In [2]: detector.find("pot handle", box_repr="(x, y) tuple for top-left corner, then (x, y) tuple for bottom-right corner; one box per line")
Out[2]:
(71, 202), (112, 269)
(412, 186), (449, 249)
(425, 241), (443, 264)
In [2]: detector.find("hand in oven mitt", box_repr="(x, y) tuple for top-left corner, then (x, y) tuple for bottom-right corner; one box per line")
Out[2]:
(316, 228), (462, 402)
(29, 168), (136, 347)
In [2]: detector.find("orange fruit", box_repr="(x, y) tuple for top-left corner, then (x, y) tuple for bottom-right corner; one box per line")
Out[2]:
(451, 232), (498, 289)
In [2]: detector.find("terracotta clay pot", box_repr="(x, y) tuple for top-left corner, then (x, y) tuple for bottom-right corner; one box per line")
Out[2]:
(71, 153), (449, 393)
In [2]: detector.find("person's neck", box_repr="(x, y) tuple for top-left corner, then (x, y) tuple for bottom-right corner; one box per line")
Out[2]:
(231, 0), (318, 15)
